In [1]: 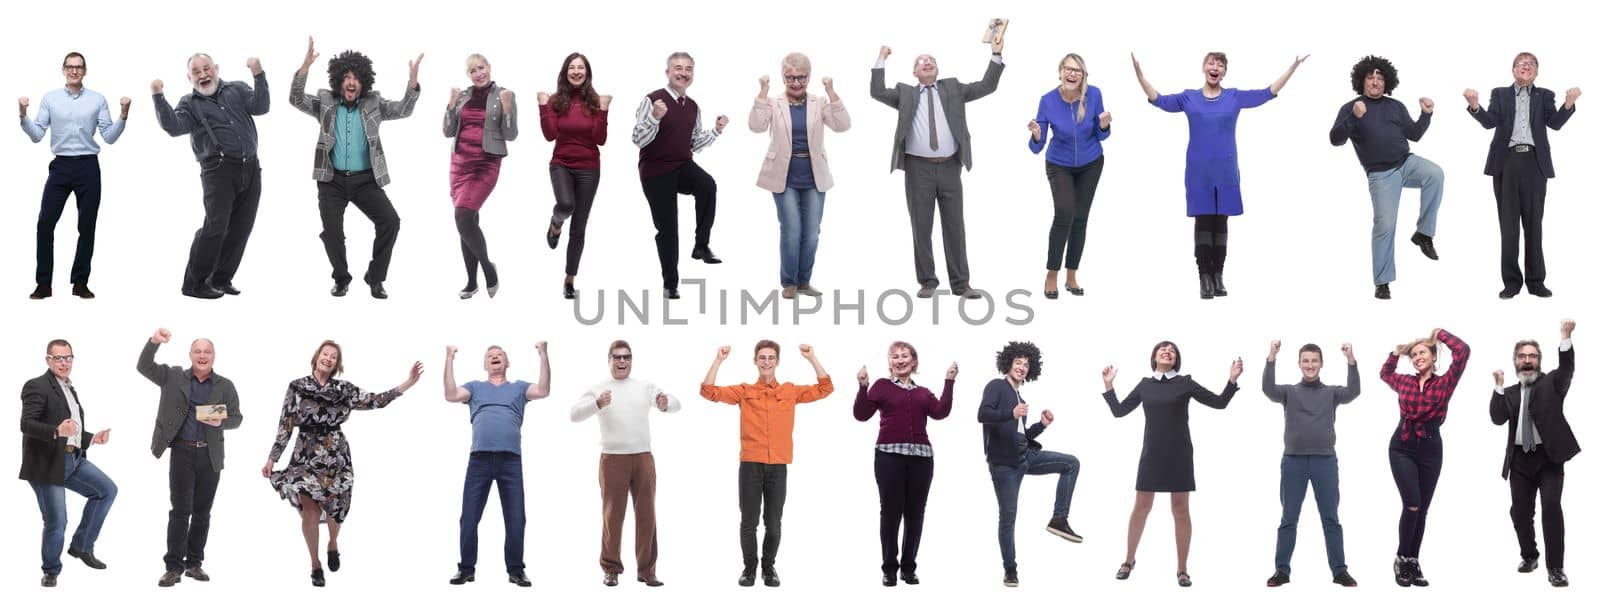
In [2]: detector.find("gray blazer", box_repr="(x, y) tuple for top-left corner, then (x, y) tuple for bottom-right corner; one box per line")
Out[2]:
(442, 84), (519, 156)
(289, 70), (421, 188)
(870, 59), (1004, 172)
(138, 340), (243, 472)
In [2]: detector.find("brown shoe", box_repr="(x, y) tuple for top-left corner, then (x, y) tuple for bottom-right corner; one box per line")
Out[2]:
(603, 571), (618, 586)
(796, 285), (822, 297)
(72, 283), (95, 299)
(158, 570), (182, 587)
(637, 575), (664, 587)
(781, 286), (796, 299)
(184, 566), (210, 581)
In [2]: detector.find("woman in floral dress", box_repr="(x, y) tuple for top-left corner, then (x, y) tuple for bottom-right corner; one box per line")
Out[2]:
(262, 340), (422, 586)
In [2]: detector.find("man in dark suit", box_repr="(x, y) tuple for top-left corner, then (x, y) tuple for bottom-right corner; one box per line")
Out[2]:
(1490, 319), (1580, 587)
(870, 35), (1004, 300)
(137, 328), (243, 587)
(1464, 53), (1579, 299)
(19, 339), (117, 588)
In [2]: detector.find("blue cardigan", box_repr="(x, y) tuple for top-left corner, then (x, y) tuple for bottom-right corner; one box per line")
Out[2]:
(1028, 84), (1110, 167)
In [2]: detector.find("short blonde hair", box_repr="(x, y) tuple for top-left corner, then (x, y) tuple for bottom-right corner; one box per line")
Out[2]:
(465, 53), (489, 70)
(781, 52), (811, 73)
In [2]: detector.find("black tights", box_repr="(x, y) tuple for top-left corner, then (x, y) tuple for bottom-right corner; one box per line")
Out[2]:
(455, 208), (496, 289)
(1192, 215), (1229, 274)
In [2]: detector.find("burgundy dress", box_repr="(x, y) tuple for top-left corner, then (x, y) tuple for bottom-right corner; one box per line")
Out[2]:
(450, 87), (502, 211)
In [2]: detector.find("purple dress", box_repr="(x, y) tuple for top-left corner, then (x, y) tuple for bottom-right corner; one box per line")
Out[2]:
(1151, 88), (1275, 216)
(450, 87), (503, 211)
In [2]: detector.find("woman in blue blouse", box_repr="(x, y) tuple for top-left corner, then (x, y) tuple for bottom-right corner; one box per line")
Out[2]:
(1132, 52), (1308, 299)
(1028, 53), (1110, 298)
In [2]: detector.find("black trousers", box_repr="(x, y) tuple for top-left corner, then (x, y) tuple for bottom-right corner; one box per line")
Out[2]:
(1509, 445), (1565, 568)
(738, 461), (786, 569)
(1044, 157), (1105, 271)
(874, 451), (934, 575)
(1494, 150), (1548, 291)
(184, 158), (262, 291)
(165, 444), (220, 571)
(37, 155), (102, 286)
(551, 165), (601, 277)
(641, 161), (716, 289)
(318, 171), (401, 286)
(1388, 429), (1443, 558)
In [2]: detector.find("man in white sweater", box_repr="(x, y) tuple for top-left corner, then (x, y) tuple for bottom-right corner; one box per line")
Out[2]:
(571, 340), (679, 587)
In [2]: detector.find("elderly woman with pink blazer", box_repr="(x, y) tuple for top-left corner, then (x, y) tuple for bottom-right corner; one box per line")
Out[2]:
(749, 52), (850, 299)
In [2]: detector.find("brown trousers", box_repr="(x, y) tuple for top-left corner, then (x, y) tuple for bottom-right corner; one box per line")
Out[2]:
(599, 452), (658, 576)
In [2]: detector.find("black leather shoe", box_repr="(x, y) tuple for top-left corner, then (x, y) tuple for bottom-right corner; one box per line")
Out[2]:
(331, 282), (350, 297)
(159, 570), (182, 587)
(603, 572), (618, 586)
(637, 575), (664, 587)
(327, 549), (341, 572)
(1332, 570), (1358, 586)
(1375, 283), (1391, 300)
(68, 548), (106, 569)
(899, 570), (919, 585)
(1003, 568), (1019, 587)
(1500, 287), (1519, 299)
(1407, 559), (1429, 587)
(184, 566), (210, 581)
(916, 285), (935, 298)
(311, 568), (325, 587)
(1068, 286), (1085, 296)
(1211, 272), (1228, 296)
(72, 283), (96, 299)
(212, 284), (241, 296)
(1199, 273), (1215, 300)
(952, 287), (983, 300)
(691, 246), (723, 264)
(665, 288), (680, 300)
(1267, 570), (1290, 587)
(1530, 285), (1554, 298)
(1549, 568), (1569, 587)
(1411, 232), (1439, 260)
(368, 282), (388, 299)
(42, 573), (57, 587)
(547, 222), (562, 250)
(182, 286), (225, 300)
(883, 573), (897, 586)
(1043, 289), (1059, 300)
(30, 284), (52, 299)
(1177, 571), (1193, 587)
(738, 568), (756, 587)
(1519, 557), (1539, 573)
(449, 570), (474, 585)
(762, 566), (781, 587)
(508, 571), (531, 587)
(563, 281), (576, 300)
(1115, 560), (1135, 580)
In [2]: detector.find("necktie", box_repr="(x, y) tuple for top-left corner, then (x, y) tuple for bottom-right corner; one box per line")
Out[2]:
(1519, 387), (1535, 453)
(924, 85), (939, 151)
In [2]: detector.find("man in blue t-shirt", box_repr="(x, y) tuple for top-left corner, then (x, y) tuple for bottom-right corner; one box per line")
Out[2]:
(442, 342), (550, 587)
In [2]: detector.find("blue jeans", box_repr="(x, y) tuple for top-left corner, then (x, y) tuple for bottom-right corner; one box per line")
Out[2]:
(988, 449), (1079, 570)
(1275, 454), (1346, 575)
(458, 452), (526, 574)
(1366, 155), (1444, 285)
(772, 188), (825, 288)
(31, 452), (118, 575)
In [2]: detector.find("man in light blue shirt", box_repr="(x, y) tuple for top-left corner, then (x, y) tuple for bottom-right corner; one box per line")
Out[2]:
(19, 52), (129, 300)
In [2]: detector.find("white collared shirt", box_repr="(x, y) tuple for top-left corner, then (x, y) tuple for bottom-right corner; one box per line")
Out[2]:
(1152, 370), (1179, 381)
(56, 376), (83, 449)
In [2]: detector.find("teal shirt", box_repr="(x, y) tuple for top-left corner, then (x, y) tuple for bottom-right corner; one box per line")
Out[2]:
(332, 102), (370, 172)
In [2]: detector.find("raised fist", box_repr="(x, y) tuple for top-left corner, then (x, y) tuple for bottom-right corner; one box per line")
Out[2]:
(946, 361), (959, 380)
(247, 57), (263, 75)
(879, 46), (892, 61)
(536, 92), (551, 105)
(1493, 369), (1505, 387)
(651, 99), (668, 119)
(152, 328), (172, 344)
(714, 114), (729, 133)
(445, 345), (458, 357)
(1268, 340), (1281, 359)
(151, 80), (164, 95)
(1463, 88), (1479, 109)
(716, 346), (731, 360)
(857, 365), (868, 386)
(1418, 97), (1435, 114)
(1352, 100), (1367, 118)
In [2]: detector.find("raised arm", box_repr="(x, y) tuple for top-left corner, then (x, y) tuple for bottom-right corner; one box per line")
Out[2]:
(649, 382), (681, 413)
(137, 329), (172, 384)
(631, 96), (660, 148)
(1551, 320), (1575, 396)
(927, 366), (956, 420)
(1330, 101), (1360, 146)
(1548, 87), (1578, 130)
(851, 372), (880, 421)
(1132, 53), (1160, 103)
(1261, 341), (1287, 403)
(1489, 368), (1512, 426)
(793, 344), (833, 403)
(379, 70), (423, 121)
(1334, 344), (1361, 404)
(241, 59), (271, 116)
(1402, 101), (1432, 141)
(525, 342), (551, 401)
(1190, 359), (1243, 410)
(592, 96), (610, 144)
(870, 46), (901, 108)
(290, 37), (323, 117)
(498, 88), (519, 141)
(688, 109), (724, 153)
(748, 76), (772, 133)
(352, 361), (423, 411)
(94, 95), (127, 144)
(699, 346), (743, 404)
(957, 53), (1005, 102)
(152, 90), (196, 136)
(1102, 365), (1143, 417)
(442, 347), (470, 403)
(1269, 55), (1310, 96)
(1465, 87), (1497, 128)
(20, 95), (48, 142)
(1434, 328), (1470, 389)
(820, 77), (850, 131)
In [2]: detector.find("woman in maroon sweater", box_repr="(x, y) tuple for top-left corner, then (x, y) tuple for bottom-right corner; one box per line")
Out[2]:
(853, 341), (957, 586)
(538, 52), (611, 299)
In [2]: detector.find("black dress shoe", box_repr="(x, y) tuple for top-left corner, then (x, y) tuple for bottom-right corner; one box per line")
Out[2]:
(68, 547), (106, 569)
(547, 222), (562, 250)
(916, 285), (935, 298)
(42, 573), (57, 587)
(1519, 557), (1539, 573)
(508, 571), (531, 587)
(182, 286), (225, 300)
(449, 570), (474, 585)
(159, 570), (182, 587)
(184, 566), (210, 581)
(899, 570), (919, 585)
(327, 549), (341, 572)
(1500, 287), (1519, 299)
(1211, 272), (1228, 296)
(637, 575), (664, 587)
(30, 284), (52, 299)
(563, 281), (576, 300)
(1530, 285), (1554, 298)
(762, 566), (781, 587)
(691, 246), (723, 264)
(311, 568), (325, 587)
(212, 284), (241, 296)
(72, 283), (96, 299)
(1375, 283), (1391, 300)
(738, 568), (756, 587)
(1267, 570), (1290, 587)
(1332, 570), (1358, 586)
(883, 572), (897, 586)
(331, 282), (350, 297)
(1549, 568), (1569, 587)
(1003, 568), (1019, 587)
(1411, 232), (1439, 260)
(1115, 560), (1135, 580)
(1199, 273), (1215, 300)
(603, 571), (618, 586)
(665, 288), (680, 300)
(368, 283), (388, 299)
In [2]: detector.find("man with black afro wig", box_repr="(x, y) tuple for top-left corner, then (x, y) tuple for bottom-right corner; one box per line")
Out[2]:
(1330, 54), (1445, 301)
(289, 36), (423, 299)
(977, 340), (1084, 587)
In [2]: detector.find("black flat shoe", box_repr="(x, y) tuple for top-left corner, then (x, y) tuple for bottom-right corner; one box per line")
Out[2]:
(211, 284), (241, 296)
(563, 281), (576, 300)
(1177, 571), (1192, 587)
(449, 570), (474, 585)
(1044, 290), (1059, 299)
(29, 284), (52, 299)
(368, 283), (388, 299)
(1549, 568), (1569, 587)
(182, 286), (225, 300)
(508, 571), (531, 587)
(900, 570), (920, 585)
(1530, 285), (1554, 298)
(1267, 570), (1290, 587)
(41, 573), (57, 587)
(72, 283), (96, 299)
(1499, 287), (1519, 299)
(68, 547), (106, 569)
(691, 246), (723, 264)
(883, 573), (897, 586)
(311, 568), (325, 587)
(331, 282), (350, 297)
(547, 222), (561, 249)
(762, 566), (780, 587)
(1116, 560), (1135, 580)
(1375, 283), (1392, 300)
(1519, 557), (1539, 573)
(1068, 286), (1085, 296)
(665, 288), (680, 300)
(327, 549), (341, 572)
(1411, 231), (1439, 260)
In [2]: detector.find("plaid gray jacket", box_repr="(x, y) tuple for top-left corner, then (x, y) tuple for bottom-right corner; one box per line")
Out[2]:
(289, 71), (420, 187)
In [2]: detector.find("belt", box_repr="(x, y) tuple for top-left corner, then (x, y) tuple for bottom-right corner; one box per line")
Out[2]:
(64, 445), (79, 453)
(203, 154), (255, 165)
(1511, 144), (1534, 153)
(53, 155), (98, 161)
(792, 151), (811, 158)
(334, 169), (372, 177)
(905, 154), (954, 164)
(173, 439), (208, 448)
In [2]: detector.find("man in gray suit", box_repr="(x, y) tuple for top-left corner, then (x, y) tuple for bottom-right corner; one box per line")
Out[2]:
(870, 37), (1005, 299)
(137, 328), (242, 587)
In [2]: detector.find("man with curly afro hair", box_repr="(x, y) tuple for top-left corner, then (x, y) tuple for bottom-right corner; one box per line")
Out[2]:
(289, 37), (423, 299)
(1329, 55), (1445, 301)
(976, 340), (1082, 587)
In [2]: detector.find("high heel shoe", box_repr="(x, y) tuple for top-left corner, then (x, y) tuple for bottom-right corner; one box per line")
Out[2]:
(311, 568), (325, 587)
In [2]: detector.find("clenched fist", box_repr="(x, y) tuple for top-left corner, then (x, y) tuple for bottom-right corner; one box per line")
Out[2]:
(714, 114), (729, 133)
(1418, 97), (1435, 114)
(151, 80), (164, 95)
(152, 328), (172, 344)
(1352, 100), (1367, 118)
(650, 99), (668, 120)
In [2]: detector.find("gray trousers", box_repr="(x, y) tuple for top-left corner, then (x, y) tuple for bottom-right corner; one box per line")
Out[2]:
(903, 156), (969, 290)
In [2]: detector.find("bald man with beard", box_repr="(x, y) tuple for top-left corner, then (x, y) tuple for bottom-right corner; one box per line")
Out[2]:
(138, 328), (243, 587)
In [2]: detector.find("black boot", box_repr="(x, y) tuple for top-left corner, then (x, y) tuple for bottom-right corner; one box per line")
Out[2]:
(1211, 271), (1228, 296)
(1199, 272), (1215, 300)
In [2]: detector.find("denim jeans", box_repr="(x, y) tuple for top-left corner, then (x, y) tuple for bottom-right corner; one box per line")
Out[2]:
(458, 452), (526, 574)
(1275, 454), (1346, 575)
(1366, 154), (1444, 285)
(988, 448), (1079, 570)
(31, 452), (118, 575)
(773, 188), (825, 288)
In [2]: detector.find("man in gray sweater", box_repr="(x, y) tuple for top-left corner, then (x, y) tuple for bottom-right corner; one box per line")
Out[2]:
(1262, 341), (1359, 588)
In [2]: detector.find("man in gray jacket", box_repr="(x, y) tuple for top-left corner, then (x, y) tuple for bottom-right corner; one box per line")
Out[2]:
(1262, 341), (1359, 588)
(138, 328), (242, 587)
(290, 36), (422, 299)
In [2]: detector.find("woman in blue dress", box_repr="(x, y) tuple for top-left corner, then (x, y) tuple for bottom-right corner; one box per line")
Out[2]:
(1132, 52), (1308, 299)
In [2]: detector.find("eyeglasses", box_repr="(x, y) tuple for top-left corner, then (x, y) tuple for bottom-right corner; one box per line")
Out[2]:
(1060, 67), (1084, 75)
(63, 64), (86, 72)
(48, 355), (75, 363)
(1515, 61), (1538, 68)
(610, 354), (633, 361)
(783, 75), (809, 83)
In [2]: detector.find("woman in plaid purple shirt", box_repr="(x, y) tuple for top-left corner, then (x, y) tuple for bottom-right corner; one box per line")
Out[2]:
(1379, 328), (1470, 588)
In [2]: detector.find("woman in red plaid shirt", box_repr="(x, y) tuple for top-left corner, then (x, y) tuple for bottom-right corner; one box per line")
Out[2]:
(1379, 328), (1470, 588)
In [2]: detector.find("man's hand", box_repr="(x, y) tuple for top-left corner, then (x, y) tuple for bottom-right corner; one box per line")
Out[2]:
(1463, 88), (1480, 111)
(152, 328), (172, 345)
(650, 99), (668, 120)
(118, 97), (131, 119)
(535, 341), (548, 355)
(1228, 357), (1244, 383)
(247, 57), (263, 76)
(1101, 365), (1117, 390)
(408, 53), (424, 88)
(714, 114), (729, 133)
(1494, 369), (1505, 388)
(596, 390), (612, 409)
(798, 344), (816, 360)
(1012, 402), (1029, 420)
(151, 80), (164, 95)
(57, 419), (78, 438)
(879, 46), (892, 62)
(92, 429), (110, 445)
(1341, 343), (1355, 365)
(1419, 97), (1435, 114)
(18, 96), (29, 118)
(1268, 340), (1281, 361)
(299, 36), (319, 74)
(1353, 100), (1367, 118)
(716, 346), (731, 361)
(655, 392), (669, 411)
(445, 345), (458, 359)
(1565, 87), (1581, 108)
(1561, 318), (1576, 339)
(1041, 409), (1054, 426)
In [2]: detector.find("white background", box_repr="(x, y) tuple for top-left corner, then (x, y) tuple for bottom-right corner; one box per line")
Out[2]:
(1, 0), (1594, 602)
